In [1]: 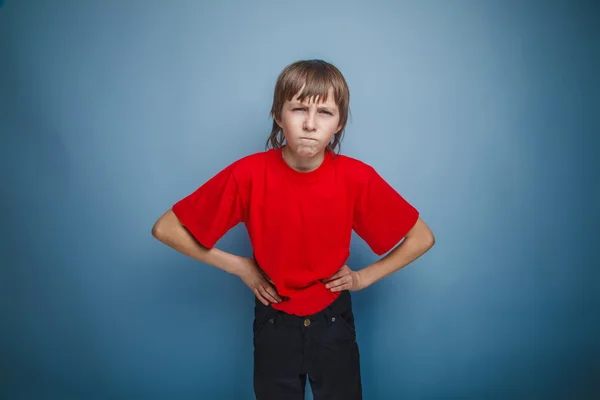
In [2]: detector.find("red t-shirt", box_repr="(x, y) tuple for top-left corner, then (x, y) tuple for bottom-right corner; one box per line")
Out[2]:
(172, 147), (419, 316)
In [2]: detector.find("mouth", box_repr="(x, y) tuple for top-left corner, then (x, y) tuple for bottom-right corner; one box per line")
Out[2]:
(300, 137), (317, 141)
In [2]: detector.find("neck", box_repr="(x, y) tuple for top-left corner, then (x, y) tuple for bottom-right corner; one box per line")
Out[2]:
(282, 146), (326, 172)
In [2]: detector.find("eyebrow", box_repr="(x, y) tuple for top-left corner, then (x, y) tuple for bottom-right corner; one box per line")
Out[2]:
(289, 102), (337, 112)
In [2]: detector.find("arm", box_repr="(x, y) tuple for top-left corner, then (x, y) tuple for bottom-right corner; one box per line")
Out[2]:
(323, 217), (435, 291)
(357, 217), (435, 289)
(152, 209), (244, 275)
(151, 209), (283, 304)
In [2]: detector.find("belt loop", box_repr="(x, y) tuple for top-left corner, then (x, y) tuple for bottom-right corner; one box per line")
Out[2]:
(322, 303), (335, 326)
(328, 290), (348, 322)
(270, 309), (280, 329)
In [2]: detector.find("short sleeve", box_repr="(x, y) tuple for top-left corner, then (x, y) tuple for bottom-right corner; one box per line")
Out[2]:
(172, 164), (246, 249)
(353, 166), (420, 256)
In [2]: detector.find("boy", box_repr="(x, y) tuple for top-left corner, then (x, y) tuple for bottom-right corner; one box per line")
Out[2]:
(152, 59), (435, 399)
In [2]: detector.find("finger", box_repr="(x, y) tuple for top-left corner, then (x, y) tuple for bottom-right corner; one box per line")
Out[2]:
(330, 283), (351, 292)
(325, 276), (351, 290)
(321, 270), (348, 283)
(258, 285), (279, 304)
(257, 285), (276, 303)
(326, 265), (351, 281)
(263, 284), (282, 303)
(265, 284), (283, 302)
(254, 288), (270, 306)
(330, 276), (353, 291)
(324, 278), (343, 289)
(333, 275), (353, 289)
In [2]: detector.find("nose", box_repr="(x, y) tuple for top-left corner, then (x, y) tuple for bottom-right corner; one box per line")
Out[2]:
(303, 112), (317, 131)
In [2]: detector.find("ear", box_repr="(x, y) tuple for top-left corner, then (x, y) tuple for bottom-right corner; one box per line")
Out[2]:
(273, 113), (283, 129)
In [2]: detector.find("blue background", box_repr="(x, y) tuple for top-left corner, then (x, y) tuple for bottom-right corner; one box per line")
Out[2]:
(1, 1), (598, 398)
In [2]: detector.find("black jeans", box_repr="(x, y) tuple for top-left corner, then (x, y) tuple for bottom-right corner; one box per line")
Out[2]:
(253, 290), (362, 400)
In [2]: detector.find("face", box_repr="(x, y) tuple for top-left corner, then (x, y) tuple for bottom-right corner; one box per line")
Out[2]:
(275, 86), (341, 158)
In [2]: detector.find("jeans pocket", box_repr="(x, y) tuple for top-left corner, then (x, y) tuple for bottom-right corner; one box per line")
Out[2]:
(253, 305), (276, 343)
(335, 309), (357, 337)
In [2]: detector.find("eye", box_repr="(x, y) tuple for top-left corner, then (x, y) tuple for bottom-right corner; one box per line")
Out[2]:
(293, 107), (306, 112)
(319, 110), (333, 115)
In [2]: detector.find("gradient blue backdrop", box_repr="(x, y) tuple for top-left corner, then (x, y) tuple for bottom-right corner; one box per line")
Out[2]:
(1, 1), (598, 399)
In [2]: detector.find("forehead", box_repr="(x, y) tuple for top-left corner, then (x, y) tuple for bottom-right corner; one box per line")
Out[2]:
(289, 85), (337, 106)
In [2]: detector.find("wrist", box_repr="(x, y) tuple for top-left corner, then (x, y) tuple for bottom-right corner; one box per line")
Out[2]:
(229, 255), (249, 277)
(356, 268), (369, 290)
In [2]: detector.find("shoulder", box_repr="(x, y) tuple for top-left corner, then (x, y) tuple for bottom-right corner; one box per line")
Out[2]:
(228, 149), (272, 185)
(332, 153), (376, 182)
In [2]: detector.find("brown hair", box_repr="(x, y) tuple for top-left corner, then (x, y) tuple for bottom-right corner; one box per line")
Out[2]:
(266, 59), (350, 155)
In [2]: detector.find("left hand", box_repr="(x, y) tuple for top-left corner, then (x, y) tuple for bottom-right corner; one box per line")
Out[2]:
(321, 264), (363, 292)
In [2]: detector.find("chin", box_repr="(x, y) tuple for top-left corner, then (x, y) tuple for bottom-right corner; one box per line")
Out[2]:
(297, 149), (318, 158)
(294, 143), (324, 158)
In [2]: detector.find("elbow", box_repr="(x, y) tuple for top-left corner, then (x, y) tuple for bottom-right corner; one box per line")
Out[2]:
(151, 210), (171, 240)
(419, 223), (435, 250)
(152, 209), (181, 241)
(152, 219), (163, 240)
(424, 230), (435, 249)
(410, 230), (434, 253)
(406, 217), (435, 250)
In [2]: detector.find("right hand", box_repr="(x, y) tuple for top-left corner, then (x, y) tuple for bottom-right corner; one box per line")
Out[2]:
(236, 257), (283, 306)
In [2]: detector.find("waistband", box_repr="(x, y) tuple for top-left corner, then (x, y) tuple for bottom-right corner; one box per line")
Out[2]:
(255, 290), (353, 326)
